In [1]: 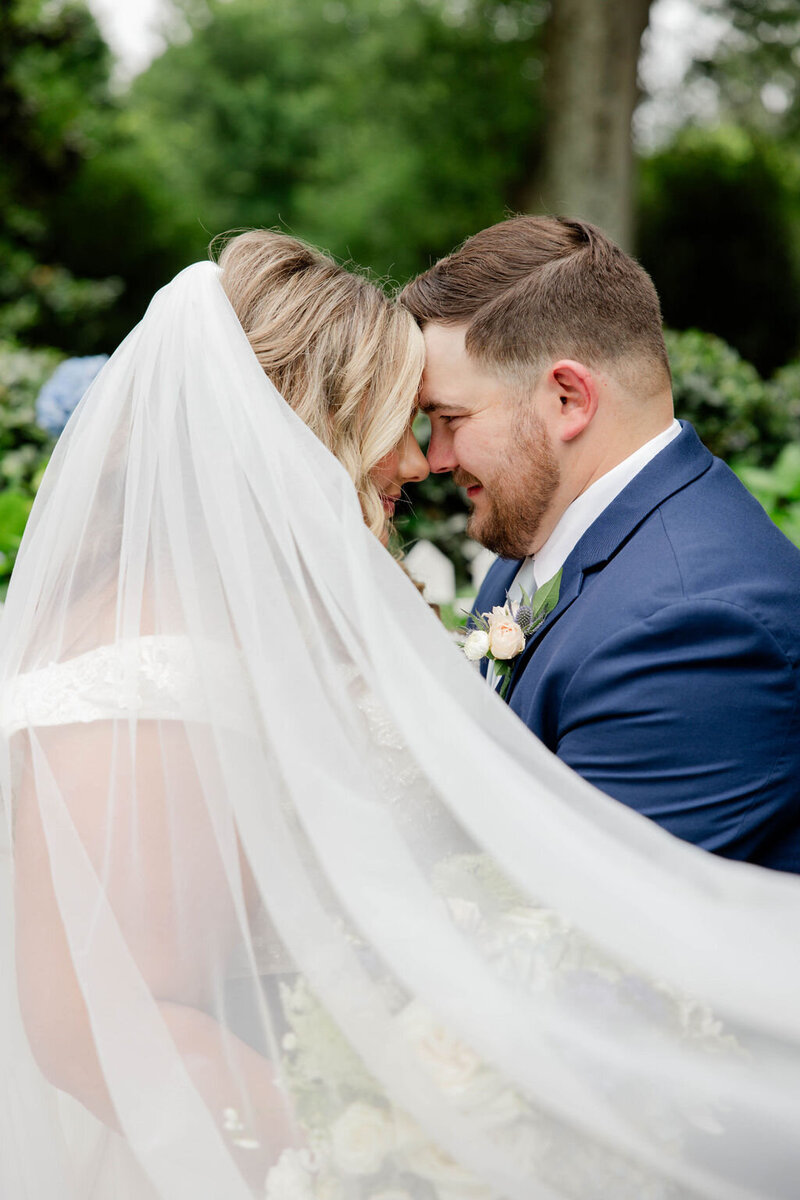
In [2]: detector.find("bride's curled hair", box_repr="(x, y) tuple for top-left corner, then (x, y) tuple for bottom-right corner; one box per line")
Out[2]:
(217, 230), (424, 540)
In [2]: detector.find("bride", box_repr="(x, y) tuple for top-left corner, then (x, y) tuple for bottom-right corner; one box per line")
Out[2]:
(1, 230), (799, 1200)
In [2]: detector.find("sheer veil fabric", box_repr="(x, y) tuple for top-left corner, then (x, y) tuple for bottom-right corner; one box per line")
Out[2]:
(1, 262), (799, 1200)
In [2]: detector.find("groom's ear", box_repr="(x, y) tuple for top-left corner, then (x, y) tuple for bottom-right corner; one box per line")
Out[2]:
(547, 360), (598, 443)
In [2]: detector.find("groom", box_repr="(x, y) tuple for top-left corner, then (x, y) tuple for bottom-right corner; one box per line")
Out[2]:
(401, 216), (800, 873)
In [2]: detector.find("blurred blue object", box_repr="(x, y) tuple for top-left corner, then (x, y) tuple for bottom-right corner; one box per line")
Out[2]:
(35, 355), (109, 437)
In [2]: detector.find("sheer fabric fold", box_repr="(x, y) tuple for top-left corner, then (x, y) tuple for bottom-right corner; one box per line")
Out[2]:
(2, 262), (799, 1200)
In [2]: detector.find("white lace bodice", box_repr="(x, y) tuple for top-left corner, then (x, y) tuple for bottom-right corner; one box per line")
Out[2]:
(0, 636), (257, 736)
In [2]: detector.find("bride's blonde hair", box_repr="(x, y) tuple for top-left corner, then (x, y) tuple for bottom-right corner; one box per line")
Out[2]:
(217, 230), (424, 539)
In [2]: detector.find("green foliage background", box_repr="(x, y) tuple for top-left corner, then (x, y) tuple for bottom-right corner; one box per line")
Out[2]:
(638, 129), (800, 375)
(125, 0), (546, 283)
(0, 343), (60, 588)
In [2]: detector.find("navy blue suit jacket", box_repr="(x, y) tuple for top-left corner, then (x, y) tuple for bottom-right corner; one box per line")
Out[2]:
(473, 422), (800, 872)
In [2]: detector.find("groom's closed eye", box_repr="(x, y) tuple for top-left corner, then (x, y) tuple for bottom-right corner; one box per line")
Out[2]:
(420, 400), (465, 420)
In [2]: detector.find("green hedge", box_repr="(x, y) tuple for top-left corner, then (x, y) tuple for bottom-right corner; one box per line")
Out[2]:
(667, 328), (800, 466)
(735, 444), (800, 549)
(0, 341), (59, 592)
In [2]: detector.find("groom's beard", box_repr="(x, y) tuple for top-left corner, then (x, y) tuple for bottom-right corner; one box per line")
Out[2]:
(458, 411), (560, 560)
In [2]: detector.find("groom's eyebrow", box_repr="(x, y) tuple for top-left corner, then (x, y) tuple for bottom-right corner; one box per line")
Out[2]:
(419, 397), (460, 414)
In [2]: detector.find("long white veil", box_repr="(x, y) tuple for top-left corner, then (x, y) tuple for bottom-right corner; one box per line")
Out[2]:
(2, 261), (799, 1200)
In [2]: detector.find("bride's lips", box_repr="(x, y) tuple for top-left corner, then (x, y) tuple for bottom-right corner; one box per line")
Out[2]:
(381, 494), (400, 515)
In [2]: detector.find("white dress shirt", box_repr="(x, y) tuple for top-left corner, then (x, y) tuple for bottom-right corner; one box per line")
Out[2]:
(486, 419), (681, 689)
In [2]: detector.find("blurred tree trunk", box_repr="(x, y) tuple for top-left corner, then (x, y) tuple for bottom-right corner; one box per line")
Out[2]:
(526, 0), (653, 250)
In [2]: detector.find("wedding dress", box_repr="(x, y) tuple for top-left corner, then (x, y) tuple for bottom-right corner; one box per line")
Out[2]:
(2, 262), (800, 1200)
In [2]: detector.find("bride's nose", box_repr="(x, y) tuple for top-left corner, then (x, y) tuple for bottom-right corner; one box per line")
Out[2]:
(398, 427), (430, 486)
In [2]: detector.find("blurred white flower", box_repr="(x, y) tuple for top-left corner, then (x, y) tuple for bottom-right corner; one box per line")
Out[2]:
(330, 1102), (394, 1176)
(397, 1001), (481, 1097)
(265, 1149), (315, 1200)
(463, 629), (490, 661)
(315, 1175), (345, 1200)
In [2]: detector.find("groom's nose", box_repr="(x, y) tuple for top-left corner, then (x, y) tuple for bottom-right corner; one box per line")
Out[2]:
(426, 425), (457, 475)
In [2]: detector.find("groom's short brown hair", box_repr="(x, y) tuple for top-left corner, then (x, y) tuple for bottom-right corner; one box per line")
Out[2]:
(400, 216), (671, 394)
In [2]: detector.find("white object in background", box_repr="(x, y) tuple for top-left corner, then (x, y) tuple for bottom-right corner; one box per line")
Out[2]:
(404, 540), (456, 606)
(469, 546), (497, 592)
(87, 0), (166, 79)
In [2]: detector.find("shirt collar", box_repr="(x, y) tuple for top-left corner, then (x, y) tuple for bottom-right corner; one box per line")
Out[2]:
(531, 419), (681, 589)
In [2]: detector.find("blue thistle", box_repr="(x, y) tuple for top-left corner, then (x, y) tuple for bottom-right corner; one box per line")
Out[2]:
(515, 605), (534, 634)
(35, 354), (109, 437)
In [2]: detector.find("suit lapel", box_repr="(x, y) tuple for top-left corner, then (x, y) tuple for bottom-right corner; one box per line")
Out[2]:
(505, 557), (584, 693)
(505, 422), (713, 700)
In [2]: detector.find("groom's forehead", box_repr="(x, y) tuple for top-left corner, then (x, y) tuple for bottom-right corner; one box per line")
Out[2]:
(422, 320), (469, 360)
(421, 321), (510, 397)
(420, 358), (512, 414)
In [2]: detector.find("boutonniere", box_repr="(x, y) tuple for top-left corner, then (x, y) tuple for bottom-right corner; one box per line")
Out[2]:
(462, 569), (562, 700)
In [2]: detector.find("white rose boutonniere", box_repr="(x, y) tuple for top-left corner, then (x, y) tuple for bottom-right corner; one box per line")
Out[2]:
(463, 629), (490, 662)
(487, 607), (526, 659)
(462, 569), (562, 700)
